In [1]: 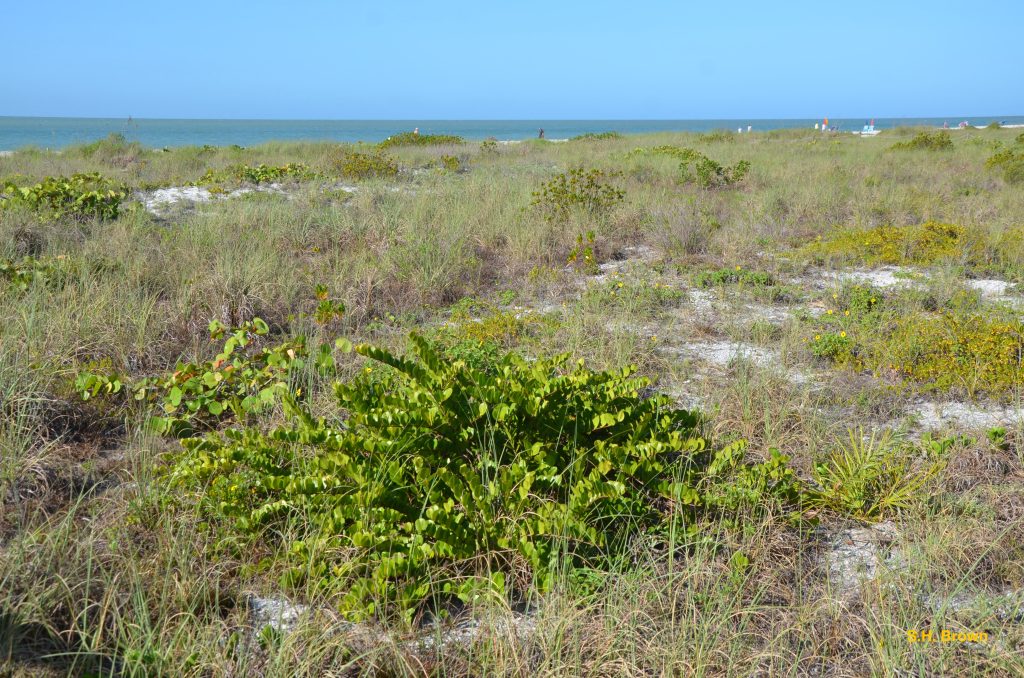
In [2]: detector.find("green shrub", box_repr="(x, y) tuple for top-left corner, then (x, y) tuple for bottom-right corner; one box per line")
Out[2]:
(334, 151), (398, 180)
(806, 221), (971, 266)
(439, 154), (461, 172)
(842, 285), (884, 315)
(986, 148), (1024, 185)
(166, 335), (801, 620)
(235, 163), (314, 184)
(805, 295), (1024, 396)
(889, 131), (953, 151)
(530, 167), (625, 223)
(426, 301), (537, 373)
(198, 163), (315, 187)
(378, 132), (464, 149)
(630, 146), (748, 188)
(692, 157), (751, 189)
(480, 139), (499, 155)
(808, 331), (853, 361)
(880, 312), (1024, 396)
(1, 173), (128, 221)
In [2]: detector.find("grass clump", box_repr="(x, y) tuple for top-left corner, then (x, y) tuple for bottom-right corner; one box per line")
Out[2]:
(585, 273), (683, 314)
(1, 173), (128, 221)
(806, 428), (942, 520)
(74, 132), (146, 167)
(333, 150), (399, 180)
(166, 334), (800, 621)
(697, 130), (736, 143)
(807, 221), (971, 266)
(694, 266), (774, 288)
(378, 132), (464, 149)
(530, 167), (625, 223)
(889, 130), (953, 151)
(570, 131), (622, 142)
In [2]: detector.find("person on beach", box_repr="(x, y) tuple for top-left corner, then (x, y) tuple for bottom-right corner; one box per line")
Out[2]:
(413, 127), (419, 136)
(538, 128), (545, 139)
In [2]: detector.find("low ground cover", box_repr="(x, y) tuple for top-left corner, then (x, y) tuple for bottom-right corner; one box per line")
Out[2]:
(3, 125), (1024, 676)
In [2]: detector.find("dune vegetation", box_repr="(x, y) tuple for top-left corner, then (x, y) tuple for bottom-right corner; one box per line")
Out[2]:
(3, 126), (1024, 676)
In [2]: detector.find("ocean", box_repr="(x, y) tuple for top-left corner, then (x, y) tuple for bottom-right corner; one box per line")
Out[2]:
(2, 116), (1022, 151)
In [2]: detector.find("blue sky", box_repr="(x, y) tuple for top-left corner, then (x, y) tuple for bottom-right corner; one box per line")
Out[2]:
(4, 0), (1022, 119)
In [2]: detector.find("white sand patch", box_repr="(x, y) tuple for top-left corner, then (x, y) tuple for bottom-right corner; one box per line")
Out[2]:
(824, 522), (901, 597)
(687, 288), (716, 314)
(909, 400), (1024, 430)
(246, 594), (309, 634)
(740, 302), (795, 324)
(664, 340), (777, 369)
(136, 181), (334, 215)
(0, 150), (13, 157)
(664, 386), (705, 411)
(591, 245), (659, 282)
(662, 340), (817, 385)
(139, 186), (214, 211)
(964, 278), (1014, 298)
(820, 266), (924, 290)
(684, 288), (798, 324)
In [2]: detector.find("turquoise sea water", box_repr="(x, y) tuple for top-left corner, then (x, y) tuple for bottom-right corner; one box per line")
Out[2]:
(1, 116), (1022, 150)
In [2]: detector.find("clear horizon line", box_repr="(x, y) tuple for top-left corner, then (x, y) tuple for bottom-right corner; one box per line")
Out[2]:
(3, 114), (1022, 122)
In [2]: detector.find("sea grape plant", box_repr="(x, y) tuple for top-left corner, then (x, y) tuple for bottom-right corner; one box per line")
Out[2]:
(165, 334), (802, 621)
(76, 318), (333, 436)
(1, 173), (128, 221)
